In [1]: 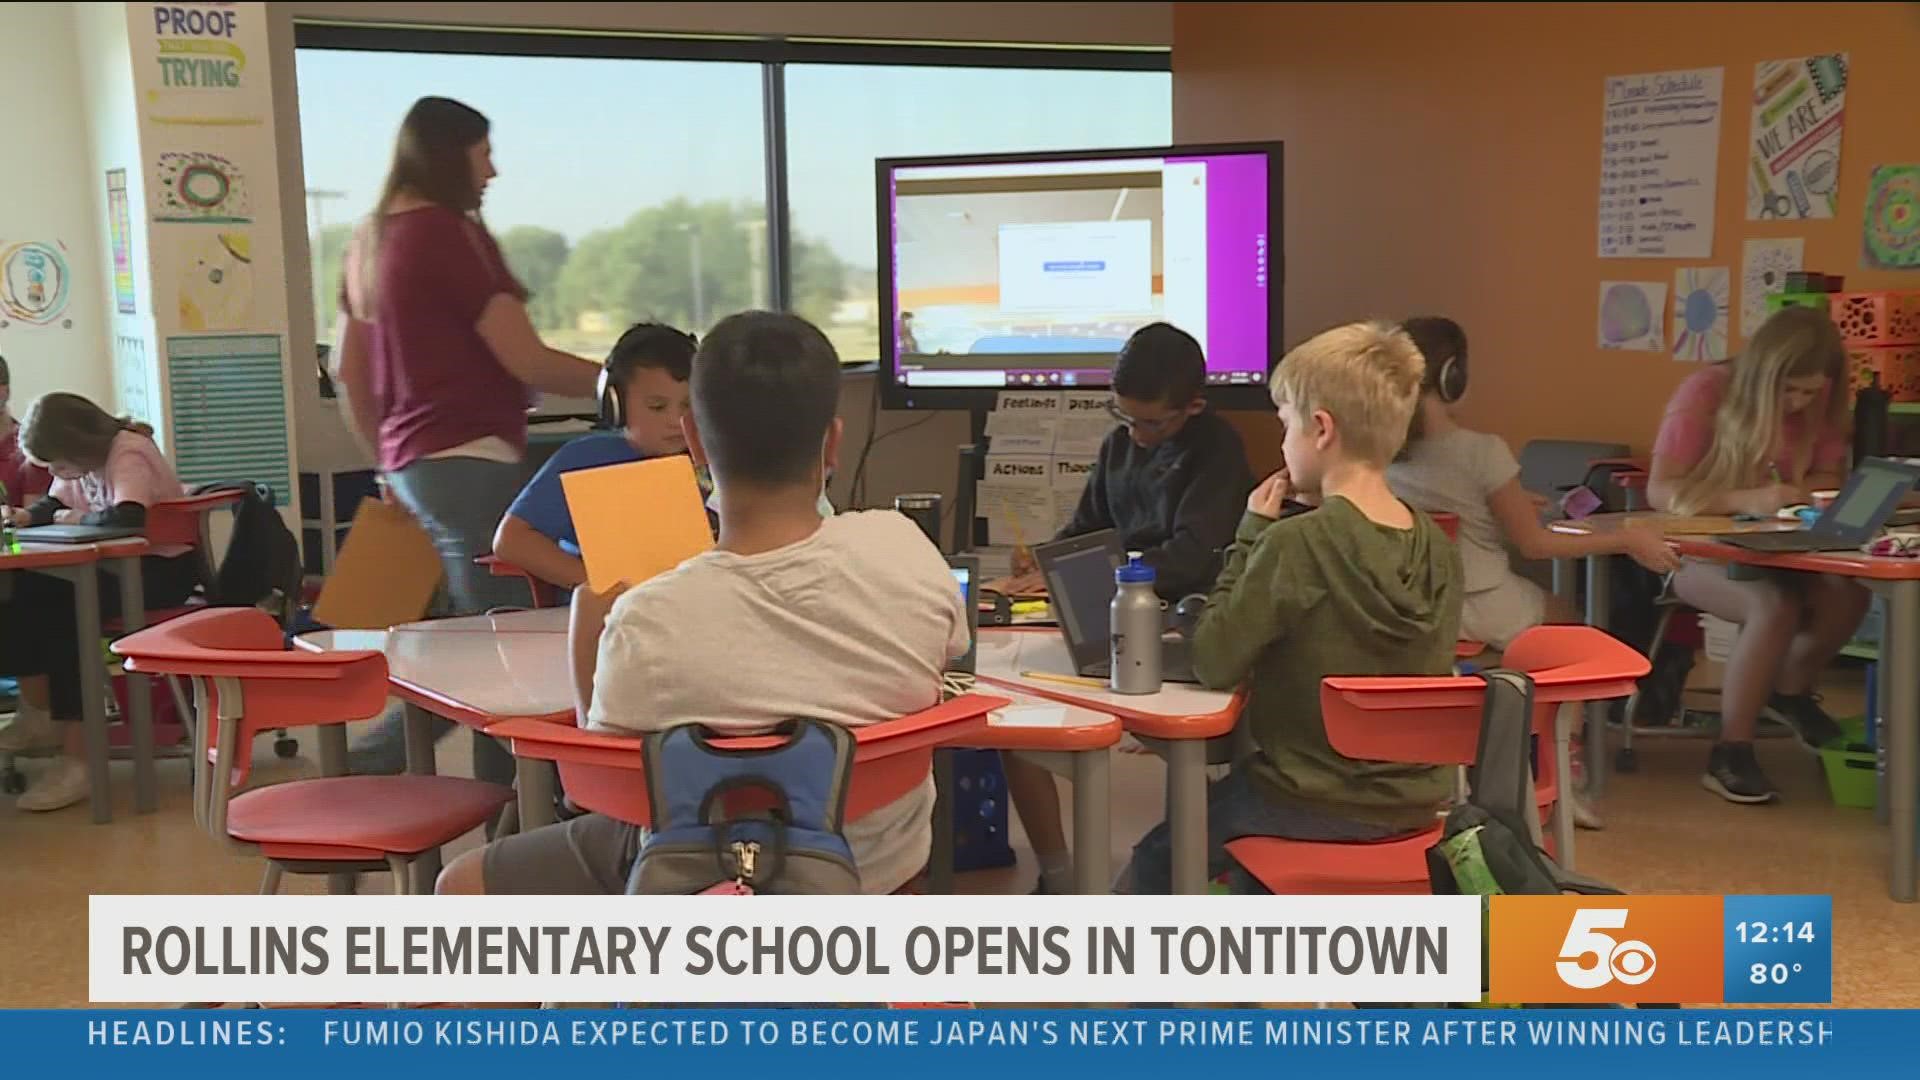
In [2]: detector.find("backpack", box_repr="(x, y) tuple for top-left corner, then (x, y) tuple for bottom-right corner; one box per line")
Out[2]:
(198, 482), (303, 625)
(626, 718), (861, 896)
(1428, 669), (1621, 898)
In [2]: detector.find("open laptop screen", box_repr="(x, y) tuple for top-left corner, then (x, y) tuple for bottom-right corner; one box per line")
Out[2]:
(1048, 543), (1121, 647)
(1831, 464), (1910, 530)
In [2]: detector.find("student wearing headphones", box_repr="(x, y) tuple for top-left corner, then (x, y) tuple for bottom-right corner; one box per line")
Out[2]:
(1387, 316), (1677, 651)
(1386, 317), (1677, 830)
(491, 323), (699, 589)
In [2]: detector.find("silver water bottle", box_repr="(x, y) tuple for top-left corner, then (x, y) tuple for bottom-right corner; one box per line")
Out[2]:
(1110, 551), (1162, 694)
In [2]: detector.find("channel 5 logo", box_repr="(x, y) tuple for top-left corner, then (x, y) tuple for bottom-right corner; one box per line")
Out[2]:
(1489, 897), (1724, 1004)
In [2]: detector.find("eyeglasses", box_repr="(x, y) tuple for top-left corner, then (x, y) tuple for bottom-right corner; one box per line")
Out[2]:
(1107, 402), (1187, 435)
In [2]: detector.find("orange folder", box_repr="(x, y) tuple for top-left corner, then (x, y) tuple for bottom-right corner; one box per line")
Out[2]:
(312, 498), (444, 630)
(561, 454), (715, 594)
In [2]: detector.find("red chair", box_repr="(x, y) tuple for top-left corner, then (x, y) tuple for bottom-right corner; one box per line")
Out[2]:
(1223, 625), (1647, 895)
(489, 692), (1011, 886)
(475, 555), (559, 609)
(113, 607), (514, 894)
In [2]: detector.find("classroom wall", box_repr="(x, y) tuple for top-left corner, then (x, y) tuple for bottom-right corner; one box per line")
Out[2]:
(1174, 2), (1920, 473)
(0, 2), (114, 409)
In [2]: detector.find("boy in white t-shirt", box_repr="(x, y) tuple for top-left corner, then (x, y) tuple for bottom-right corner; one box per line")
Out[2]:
(1385, 317), (1678, 828)
(437, 312), (969, 897)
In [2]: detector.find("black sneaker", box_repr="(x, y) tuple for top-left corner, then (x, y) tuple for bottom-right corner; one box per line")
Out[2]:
(1701, 743), (1779, 804)
(1765, 692), (1845, 752)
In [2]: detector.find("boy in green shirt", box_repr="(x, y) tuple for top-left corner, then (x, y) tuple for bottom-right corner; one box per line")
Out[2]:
(1120, 321), (1463, 893)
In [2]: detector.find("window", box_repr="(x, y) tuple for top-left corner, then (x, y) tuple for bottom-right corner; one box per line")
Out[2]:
(294, 30), (1170, 365)
(296, 49), (765, 358)
(785, 64), (1170, 362)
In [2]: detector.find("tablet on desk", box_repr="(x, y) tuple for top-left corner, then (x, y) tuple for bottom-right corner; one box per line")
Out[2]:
(14, 524), (143, 545)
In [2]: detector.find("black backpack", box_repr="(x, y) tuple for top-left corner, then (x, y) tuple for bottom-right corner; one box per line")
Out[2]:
(197, 482), (303, 625)
(1428, 669), (1621, 898)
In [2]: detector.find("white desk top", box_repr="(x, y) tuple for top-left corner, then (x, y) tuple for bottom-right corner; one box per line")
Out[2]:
(298, 608), (573, 725)
(976, 628), (1240, 728)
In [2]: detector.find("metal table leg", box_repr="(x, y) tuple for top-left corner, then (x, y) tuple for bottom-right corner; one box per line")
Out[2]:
(1885, 580), (1918, 902)
(1165, 739), (1208, 895)
(52, 566), (112, 824)
(1553, 703), (1577, 870)
(1071, 749), (1111, 895)
(517, 759), (557, 833)
(404, 703), (441, 894)
(110, 555), (155, 813)
(1552, 558), (1575, 606)
(1584, 554), (1613, 797)
(317, 725), (355, 894)
(929, 749), (956, 894)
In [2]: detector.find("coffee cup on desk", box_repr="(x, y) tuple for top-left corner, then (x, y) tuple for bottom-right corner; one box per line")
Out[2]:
(1813, 490), (1839, 511)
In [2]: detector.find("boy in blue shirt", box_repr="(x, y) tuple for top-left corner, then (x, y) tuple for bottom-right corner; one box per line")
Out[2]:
(492, 323), (698, 590)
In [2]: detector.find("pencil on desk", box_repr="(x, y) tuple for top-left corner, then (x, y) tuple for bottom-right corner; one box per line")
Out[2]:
(1019, 670), (1108, 690)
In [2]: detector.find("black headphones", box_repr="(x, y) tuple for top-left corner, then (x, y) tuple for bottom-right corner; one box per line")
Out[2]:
(597, 324), (699, 431)
(596, 363), (625, 430)
(1403, 317), (1469, 405)
(1434, 349), (1468, 404)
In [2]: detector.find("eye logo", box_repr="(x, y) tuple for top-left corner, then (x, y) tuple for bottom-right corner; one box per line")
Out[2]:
(1557, 909), (1658, 989)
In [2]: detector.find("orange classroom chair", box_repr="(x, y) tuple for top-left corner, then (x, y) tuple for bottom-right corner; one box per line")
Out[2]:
(112, 607), (513, 895)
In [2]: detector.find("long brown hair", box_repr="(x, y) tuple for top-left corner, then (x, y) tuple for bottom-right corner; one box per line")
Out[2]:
(350, 97), (496, 313)
(1669, 305), (1849, 515)
(19, 392), (155, 472)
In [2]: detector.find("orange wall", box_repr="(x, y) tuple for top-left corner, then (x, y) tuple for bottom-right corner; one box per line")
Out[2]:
(1175, 2), (1920, 473)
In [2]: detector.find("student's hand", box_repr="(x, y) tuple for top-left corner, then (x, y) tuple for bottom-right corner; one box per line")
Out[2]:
(1620, 526), (1681, 575)
(1010, 545), (1038, 577)
(1739, 483), (1810, 517)
(1248, 470), (1292, 518)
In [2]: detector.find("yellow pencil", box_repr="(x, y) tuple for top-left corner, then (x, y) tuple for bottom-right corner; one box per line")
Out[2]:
(1019, 669), (1108, 690)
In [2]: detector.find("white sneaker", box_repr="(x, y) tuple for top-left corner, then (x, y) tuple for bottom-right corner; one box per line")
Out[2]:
(0, 706), (60, 754)
(17, 758), (90, 812)
(1571, 791), (1606, 831)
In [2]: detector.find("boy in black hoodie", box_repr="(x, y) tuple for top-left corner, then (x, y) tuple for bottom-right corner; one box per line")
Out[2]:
(1006, 322), (1254, 893)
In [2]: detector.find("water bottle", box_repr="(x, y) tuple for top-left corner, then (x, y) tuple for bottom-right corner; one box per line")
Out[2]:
(1110, 551), (1162, 695)
(1854, 370), (1891, 469)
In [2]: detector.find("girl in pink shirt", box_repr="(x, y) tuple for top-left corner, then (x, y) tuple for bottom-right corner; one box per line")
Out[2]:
(1646, 306), (1865, 805)
(0, 393), (199, 811)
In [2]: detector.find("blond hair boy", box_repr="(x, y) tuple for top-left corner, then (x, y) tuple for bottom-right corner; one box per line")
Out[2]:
(1118, 322), (1463, 894)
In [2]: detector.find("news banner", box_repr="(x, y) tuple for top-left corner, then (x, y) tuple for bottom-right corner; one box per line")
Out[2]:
(12, 893), (1905, 1074)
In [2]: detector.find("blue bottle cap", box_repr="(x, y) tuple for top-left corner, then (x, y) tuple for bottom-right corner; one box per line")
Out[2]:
(1116, 552), (1155, 584)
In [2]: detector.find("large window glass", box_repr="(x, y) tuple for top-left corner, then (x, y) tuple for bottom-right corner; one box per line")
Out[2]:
(784, 65), (1171, 362)
(295, 49), (766, 358)
(294, 40), (1171, 365)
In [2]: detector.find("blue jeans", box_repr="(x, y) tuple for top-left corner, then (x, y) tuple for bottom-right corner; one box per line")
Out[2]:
(348, 455), (528, 785)
(1117, 767), (1406, 894)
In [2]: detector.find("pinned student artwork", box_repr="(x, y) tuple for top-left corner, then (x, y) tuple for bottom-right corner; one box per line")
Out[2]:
(0, 240), (74, 330)
(1671, 267), (1731, 362)
(1597, 281), (1667, 352)
(1747, 54), (1847, 221)
(1862, 165), (1920, 271)
(1740, 238), (1805, 338)
(141, 3), (263, 127)
(106, 169), (136, 313)
(176, 230), (255, 331)
(152, 151), (252, 223)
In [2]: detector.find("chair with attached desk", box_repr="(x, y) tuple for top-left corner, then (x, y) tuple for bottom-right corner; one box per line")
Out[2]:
(475, 554), (561, 609)
(1222, 625), (1647, 894)
(112, 607), (515, 896)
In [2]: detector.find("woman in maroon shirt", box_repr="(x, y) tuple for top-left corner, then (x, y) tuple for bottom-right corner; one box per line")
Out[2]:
(330, 97), (599, 779)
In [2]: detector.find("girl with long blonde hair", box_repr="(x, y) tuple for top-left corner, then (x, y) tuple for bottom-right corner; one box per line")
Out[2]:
(1646, 305), (1865, 804)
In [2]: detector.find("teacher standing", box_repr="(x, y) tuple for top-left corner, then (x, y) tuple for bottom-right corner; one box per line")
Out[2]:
(330, 96), (600, 780)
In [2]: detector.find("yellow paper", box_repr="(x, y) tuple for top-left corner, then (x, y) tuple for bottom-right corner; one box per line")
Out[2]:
(312, 498), (443, 630)
(561, 455), (714, 594)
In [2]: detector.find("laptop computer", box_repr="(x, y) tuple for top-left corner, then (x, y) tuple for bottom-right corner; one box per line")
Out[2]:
(1717, 457), (1920, 552)
(14, 524), (144, 545)
(947, 554), (981, 675)
(1031, 530), (1199, 683)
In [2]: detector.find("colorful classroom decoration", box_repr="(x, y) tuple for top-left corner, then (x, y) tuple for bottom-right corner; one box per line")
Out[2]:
(1672, 266), (1731, 362)
(1741, 238), (1805, 337)
(1747, 54), (1847, 221)
(1863, 165), (1920, 270)
(1597, 281), (1667, 352)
